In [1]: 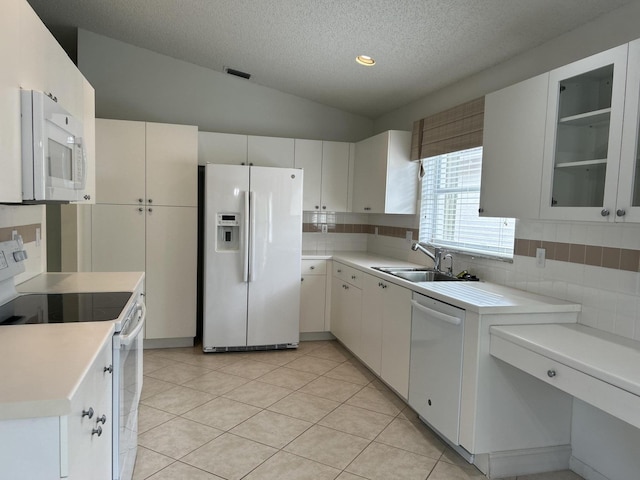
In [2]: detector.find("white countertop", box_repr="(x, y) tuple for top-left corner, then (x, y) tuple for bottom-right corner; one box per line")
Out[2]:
(315, 251), (580, 315)
(0, 271), (144, 421)
(17, 271), (144, 294)
(0, 322), (114, 421)
(491, 323), (640, 398)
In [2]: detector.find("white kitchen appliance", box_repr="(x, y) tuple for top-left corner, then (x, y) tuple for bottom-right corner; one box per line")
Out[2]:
(0, 239), (144, 480)
(21, 89), (87, 203)
(203, 164), (303, 351)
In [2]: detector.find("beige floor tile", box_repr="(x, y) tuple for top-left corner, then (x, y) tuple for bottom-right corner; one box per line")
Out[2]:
(345, 385), (405, 416)
(295, 340), (332, 353)
(145, 363), (212, 385)
(376, 417), (446, 460)
(267, 391), (340, 423)
(306, 344), (352, 363)
(181, 370), (249, 395)
(146, 461), (225, 479)
(440, 447), (476, 469)
(319, 404), (394, 440)
(141, 385), (214, 415)
(324, 362), (375, 385)
(518, 471), (585, 480)
(299, 376), (363, 402)
(284, 425), (370, 470)
(230, 410), (312, 448)
(141, 376), (176, 400)
(335, 473), (368, 480)
(138, 417), (223, 459)
(258, 367), (318, 390)
(182, 397), (262, 431)
(132, 446), (174, 480)
(181, 433), (277, 480)
(285, 355), (342, 375)
(143, 355), (176, 375)
(243, 451), (341, 480)
(138, 404), (176, 434)
(346, 442), (437, 480)
(177, 352), (244, 369)
(219, 359), (278, 379)
(223, 380), (292, 408)
(243, 349), (304, 366)
(426, 459), (486, 479)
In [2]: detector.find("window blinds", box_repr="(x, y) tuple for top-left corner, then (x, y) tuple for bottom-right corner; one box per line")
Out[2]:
(420, 147), (515, 258)
(410, 97), (485, 161)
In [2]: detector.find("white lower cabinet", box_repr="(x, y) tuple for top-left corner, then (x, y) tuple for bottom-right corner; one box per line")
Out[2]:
(300, 259), (329, 333)
(91, 204), (197, 340)
(0, 336), (113, 480)
(331, 262), (363, 356)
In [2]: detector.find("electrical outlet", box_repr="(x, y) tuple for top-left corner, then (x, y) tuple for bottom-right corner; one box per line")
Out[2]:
(536, 247), (546, 268)
(321, 224), (328, 234)
(375, 227), (379, 236)
(405, 231), (413, 241)
(36, 228), (41, 247)
(11, 230), (18, 241)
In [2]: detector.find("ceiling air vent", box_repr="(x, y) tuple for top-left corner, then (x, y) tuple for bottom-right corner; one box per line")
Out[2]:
(225, 67), (251, 80)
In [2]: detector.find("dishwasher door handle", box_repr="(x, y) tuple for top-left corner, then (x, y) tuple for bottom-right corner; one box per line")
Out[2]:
(411, 300), (462, 326)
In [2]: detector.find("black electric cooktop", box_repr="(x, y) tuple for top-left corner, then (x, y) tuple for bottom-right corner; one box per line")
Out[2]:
(0, 292), (132, 325)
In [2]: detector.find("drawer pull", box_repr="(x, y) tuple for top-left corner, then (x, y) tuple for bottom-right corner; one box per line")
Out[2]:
(82, 407), (94, 419)
(104, 365), (113, 374)
(547, 369), (557, 378)
(92, 426), (103, 437)
(310, 266), (315, 270)
(96, 414), (107, 425)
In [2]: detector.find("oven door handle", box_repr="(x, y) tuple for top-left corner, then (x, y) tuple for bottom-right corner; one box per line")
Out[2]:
(120, 303), (145, 347)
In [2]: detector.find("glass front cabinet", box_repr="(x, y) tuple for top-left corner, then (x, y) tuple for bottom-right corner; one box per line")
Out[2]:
(540, 42), (640, 222)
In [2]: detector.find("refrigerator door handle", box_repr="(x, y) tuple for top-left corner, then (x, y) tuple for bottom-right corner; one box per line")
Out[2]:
(243, 190), (250, 283)
(249, 190), (256, 282)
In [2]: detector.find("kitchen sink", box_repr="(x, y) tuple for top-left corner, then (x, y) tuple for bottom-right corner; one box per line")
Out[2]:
(372, 266), (461, 282)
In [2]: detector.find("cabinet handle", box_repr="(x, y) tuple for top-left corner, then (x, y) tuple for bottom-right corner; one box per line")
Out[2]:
(82, 407), (94, 419)
(138, 207), (144, 212)
(91, 426), (103, 437)
(310, 266), (315, 270)
(104, 365), (113, 374)
(547, 369), (557, 378)
(478, 207), (484, 214)
(364, 207), (371, 211)
(600, 208), (610, 217)
(315, 205), (320, 210)
(616, 209), (626, 217)
(138, 198), (144, 203)
(351, 275), (356, 280)
(322, 206), (327, 210)
(382, 284), (387, 289)
(148, 198), (153, 203)
(148, 208), (153, 213)
(83, 194), (91, 200)
(337, 269), (342, 273)
(96, 414), (107, 425)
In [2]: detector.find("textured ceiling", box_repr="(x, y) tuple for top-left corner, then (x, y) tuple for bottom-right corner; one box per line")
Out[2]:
(27, 0), (635, 119)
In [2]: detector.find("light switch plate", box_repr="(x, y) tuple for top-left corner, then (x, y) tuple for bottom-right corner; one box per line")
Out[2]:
(536, 247), (546, 268)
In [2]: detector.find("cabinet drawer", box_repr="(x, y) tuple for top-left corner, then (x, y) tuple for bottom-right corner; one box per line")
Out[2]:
(490, 334), (640, 430)
(302, 259), (326, 275)
(333, 262), (362, 288)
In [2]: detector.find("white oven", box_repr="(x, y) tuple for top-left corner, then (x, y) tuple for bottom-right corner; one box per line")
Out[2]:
(112, 288), (145, 480)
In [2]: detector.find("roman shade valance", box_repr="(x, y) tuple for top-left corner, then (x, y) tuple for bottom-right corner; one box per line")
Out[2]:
(410, 97), (485, 161)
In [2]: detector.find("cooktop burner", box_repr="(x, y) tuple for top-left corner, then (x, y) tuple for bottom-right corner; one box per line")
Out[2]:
(0, 292), (132, 325)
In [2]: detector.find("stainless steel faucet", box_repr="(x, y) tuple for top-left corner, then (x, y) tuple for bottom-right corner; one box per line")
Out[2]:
(410, 242), (443, 271)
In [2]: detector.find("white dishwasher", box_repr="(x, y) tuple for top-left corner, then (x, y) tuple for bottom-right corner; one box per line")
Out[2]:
(409, 291), (465, 445)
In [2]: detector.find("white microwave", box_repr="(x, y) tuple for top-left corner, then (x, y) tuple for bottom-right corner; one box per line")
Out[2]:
(21, 90), (86, 202)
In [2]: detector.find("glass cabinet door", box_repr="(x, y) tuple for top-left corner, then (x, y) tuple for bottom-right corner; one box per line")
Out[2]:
(617, 39), (640, 222)
(540, 44), (628, 221)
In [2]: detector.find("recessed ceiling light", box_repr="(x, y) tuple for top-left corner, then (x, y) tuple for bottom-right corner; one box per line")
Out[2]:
(356, 55), (376, 66)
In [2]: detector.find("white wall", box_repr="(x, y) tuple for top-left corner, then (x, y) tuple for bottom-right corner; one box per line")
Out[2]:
(374, 1), (640, 133)
(77, 30), (373, 143)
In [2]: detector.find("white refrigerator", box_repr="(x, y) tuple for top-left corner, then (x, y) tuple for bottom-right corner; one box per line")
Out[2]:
(203, 164), (303, 351)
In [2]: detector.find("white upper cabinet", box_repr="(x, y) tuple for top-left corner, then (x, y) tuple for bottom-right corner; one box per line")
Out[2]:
(294, 139), (351, 212)
(617, 39), (640, 223)
(480, 73), (549, 219)
(352, 130), (418, 214)
(540, 44), (628, 221)
(198, 131), (248, 165)
(248, 135), (295, 168)
(146, 122), (198, 206)
(95, 119), (146, 205)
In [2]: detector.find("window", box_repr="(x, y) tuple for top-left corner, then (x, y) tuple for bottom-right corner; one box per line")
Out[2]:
(419, 146), (515, 259)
